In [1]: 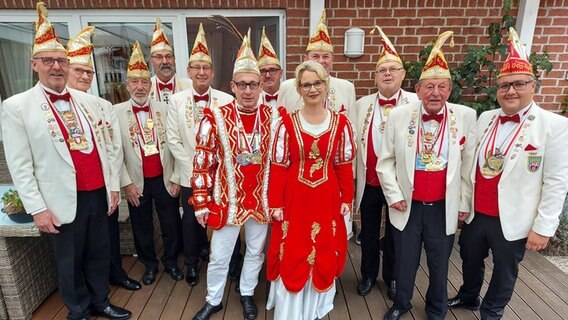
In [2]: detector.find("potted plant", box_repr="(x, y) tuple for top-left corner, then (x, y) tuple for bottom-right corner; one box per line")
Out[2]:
(1, 189), (33, 223)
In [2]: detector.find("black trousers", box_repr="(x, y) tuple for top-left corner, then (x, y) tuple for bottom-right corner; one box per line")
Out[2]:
(51, 187), (110, 320)
(359, 184), (395, 283)
(457, 213), (527, 320)
(107, 207), (128, 282)
(127, 176), (182, 270)
(181, 187), (209, 268)
(393, 200), (454, 320)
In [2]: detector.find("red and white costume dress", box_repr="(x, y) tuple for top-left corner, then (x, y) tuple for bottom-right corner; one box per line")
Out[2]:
(266, 109), (355, 320)
(190, 100), (283, 306)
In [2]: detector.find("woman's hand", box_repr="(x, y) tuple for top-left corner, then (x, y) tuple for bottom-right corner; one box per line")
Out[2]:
(340, 203), (352, 221)
(271, 208), (283, 221)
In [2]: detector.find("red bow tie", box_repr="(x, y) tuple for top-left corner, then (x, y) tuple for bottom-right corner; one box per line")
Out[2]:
(133, 105), (150, 113)
(379, 98), (396, 106)
(48, 92), (71, 103)
(158, 83), (173, 91)
(194, 94), (209, 103)
(422, 113), (444, 122)
(499, 114), (520, 124)
(265, 94), (278, 102)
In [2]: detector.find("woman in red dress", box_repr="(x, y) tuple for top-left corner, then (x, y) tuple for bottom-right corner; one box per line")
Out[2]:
(266, 61), (356, 319)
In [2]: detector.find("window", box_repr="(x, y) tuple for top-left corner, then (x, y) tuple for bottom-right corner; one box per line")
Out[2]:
(0, 22), (69, 99)
(89, 22), (174, 104)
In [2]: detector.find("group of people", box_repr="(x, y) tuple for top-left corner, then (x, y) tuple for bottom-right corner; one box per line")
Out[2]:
(1, 3), (567, 320)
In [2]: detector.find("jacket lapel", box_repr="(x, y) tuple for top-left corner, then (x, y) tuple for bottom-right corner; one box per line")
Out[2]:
(446, 105), (459, 184)
(126, 103), (143, 161)
(405, 104), (420, 182)
(501, 105), (537, 180)
(35, 84), (74, 167)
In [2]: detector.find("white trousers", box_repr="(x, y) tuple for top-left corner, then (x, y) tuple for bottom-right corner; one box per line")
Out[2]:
(206, 219), (268, 306)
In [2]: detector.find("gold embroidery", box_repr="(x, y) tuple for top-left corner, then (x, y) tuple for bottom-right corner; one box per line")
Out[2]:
(308, 139), (320, 159)
(332, 220), (337, 236)
(308, 139), (323, 177)
(311, 222), (321, 243)
(282, 221), (289, 239)
(279, 242), (284, 261)
(307, 246), (316, 265)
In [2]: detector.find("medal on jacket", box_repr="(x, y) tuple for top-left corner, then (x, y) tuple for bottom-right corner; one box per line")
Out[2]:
(142, 118), (159, 156)
(234, 103), (261, 166)
(54, 104), (88, 151)
(416, 108), (447, 171)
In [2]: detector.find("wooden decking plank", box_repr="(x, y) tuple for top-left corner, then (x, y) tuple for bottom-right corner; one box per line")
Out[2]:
(339, 246), (372, 320)
(521, 251), (568, 302)
(159, 266), (192, 320)
(31, 291), (64, 320)
(137, 268), (178, 320)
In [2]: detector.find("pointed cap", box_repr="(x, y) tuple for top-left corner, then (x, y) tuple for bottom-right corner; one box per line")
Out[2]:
(233, 29), (260, 76)
(67, 26), (95, 68)
(257, 26), (280, 67)
(189, 23), (212, 65)
(150, 17), (173, 54)
(33, 2), (66, 56)
(370, 25), (402, 66)
(127, 41), (150, 78)
(498, 27), (533, 79)
(306, 10), (333, 52)
(419, 30), (454, 80)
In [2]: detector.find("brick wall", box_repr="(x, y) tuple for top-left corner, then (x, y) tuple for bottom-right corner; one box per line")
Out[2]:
(1, 0), (566, 111)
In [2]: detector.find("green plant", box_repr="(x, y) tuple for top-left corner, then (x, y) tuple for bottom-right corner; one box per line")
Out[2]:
(1, 189), (24, 214)
(404, 0), (553, 114)
(560, 98), (568, 115)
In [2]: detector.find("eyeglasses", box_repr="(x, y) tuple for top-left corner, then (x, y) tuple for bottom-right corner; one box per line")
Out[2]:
(151, 54), (175, 61)
(71, 67), (95, 77)
(232, 81), (260, 90)
(33, 57), (70, 67)
(376, 67), (404, 75)
(260, 68), (280, 76)
(497, 80), (533, 92)
(188, 65), (212, 72)
(299, 80), (325, 92)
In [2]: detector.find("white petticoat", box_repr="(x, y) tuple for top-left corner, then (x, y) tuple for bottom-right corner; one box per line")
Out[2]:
(266, 277), (336, 320)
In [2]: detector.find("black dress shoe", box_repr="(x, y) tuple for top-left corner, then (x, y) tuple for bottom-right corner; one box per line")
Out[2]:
(357, 278), (375, 296)
(110, 277), (142, 291)
(199, 248), (210, 261)
(447, 296), (481, 310)
(186, 266), (199, 286)
(165, 266), (184, 281)
(384, 306), (406, 320)
(142, 268), (158, 285)
(240, 295), (258, 320)
(387, 280), (396, 300)
(91, 304), (132, 320)
(192, 302), (223, 320)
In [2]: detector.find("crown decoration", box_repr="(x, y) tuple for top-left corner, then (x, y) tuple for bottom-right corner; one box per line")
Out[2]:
(306, 10), (333, 52)
(33, 2), (66, 56)
(151, 17), (173, 54)
(257, 26), (280, 67)
(419, 30), (454, 80)
(127, 41), (150, 78)
(498, 27), (534, 78)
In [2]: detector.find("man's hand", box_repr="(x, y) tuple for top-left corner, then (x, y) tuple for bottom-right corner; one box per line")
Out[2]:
(390, 200), (407, 212)
(33, 209), (61, 234)
(458, 211), (470, 222)
(526, 230), (550, 251)
(169, 183), (181, 197)
(271, 208), (283, 222)
(196, 213), (208, 228)
(108, 191), (119, 215)
(124, 183), (142, 207)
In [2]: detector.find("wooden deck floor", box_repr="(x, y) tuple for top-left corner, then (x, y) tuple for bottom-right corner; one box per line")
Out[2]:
(32, 237), (568, 320)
